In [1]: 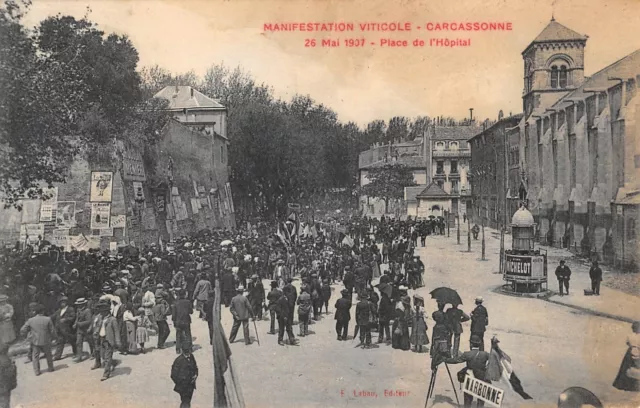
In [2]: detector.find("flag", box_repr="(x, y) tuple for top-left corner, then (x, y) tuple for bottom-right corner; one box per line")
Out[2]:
(276, 224), (289, 247)
(342, 235), (354, 248)
(213, 284), (245, 408)
(487, 340), (532, 400)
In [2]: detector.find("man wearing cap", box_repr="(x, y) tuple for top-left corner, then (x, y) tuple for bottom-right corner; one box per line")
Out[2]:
(356, 292), (376, 349)
(267, 281), (282, 335)
(276, 291), (297, 346)
(229, 287), (253, 345)
(220, 268), (235, 308)
(171, 342), (198, 408)
(20, 304), (56, 376)
(173, 290), (193, 354)
(192, 273), (212, 320)
(97, 300), (121, 381)
(152, 293), (171, 349)
(283, 278), (298, 323)
(247, 274), (264, 321)
(73, 298), (93, 362)
(589, 259), (602, 296)
(470, 297), (489, 351)
(444, 334), (491, 408)
(446, 304), (470, 358)
(334, 289), (352, 341)
(297, 285), (312, 337)
(52, 296), (77, 361)
(343, 266), (355, 297)
(555, 260), (572, 296)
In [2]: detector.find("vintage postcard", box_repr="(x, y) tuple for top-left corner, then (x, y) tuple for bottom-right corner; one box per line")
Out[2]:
(0, 0), (639, 407)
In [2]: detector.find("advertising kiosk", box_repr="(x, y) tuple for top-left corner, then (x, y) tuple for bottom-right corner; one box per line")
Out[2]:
(504, 205), (548, 293)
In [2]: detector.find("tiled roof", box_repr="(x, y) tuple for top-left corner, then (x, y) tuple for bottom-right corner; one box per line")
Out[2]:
(532, 20), (587, 43)
(416, 182), (450, 199)
(405, 186), (425, 202)
(361, 155), (426, 169)
(154, 86), (225, 110)
(552, 49), (640, 109)
(468, 113), (524, 141)
(433, 126), (481, 141)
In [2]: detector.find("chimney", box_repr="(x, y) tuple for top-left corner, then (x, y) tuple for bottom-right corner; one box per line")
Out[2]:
(498, 110), (504, 120)
(469, 108), (474, 122)
(190, 87), (194, 98)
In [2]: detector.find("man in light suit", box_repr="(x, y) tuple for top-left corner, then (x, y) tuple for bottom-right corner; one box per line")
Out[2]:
(98, 301), (121, 381)
(20, 304), (56, 376)
(229, 287), (253, 345)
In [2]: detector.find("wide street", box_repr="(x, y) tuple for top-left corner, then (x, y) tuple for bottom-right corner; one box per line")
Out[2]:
(11, 224), (640, 408)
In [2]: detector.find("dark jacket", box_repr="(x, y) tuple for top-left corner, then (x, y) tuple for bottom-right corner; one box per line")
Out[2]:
(230, 294), (253, 321)
(171, 354), (198, 394)
(445, 308), (470, 334)
(52, 306), (76, 336)
(589, 266), (602, 282)
(267, 288), (282, 311)
(283, 283), (297, 307)
(172, 299), (193, 329)
(355, 300), (375, 326)
(74, 307), (93, 333)
(334, 297), (352, 321)
(248, 280), (265, 304)
(0, 352), (17, 394)
(378, 295), (393, 322)
(275, 295), (290, 319)
(446, 349), (490, 381)
(220, 272), (235, 293)
(555, 265), (572, 281)
(470, 305), (489, 334)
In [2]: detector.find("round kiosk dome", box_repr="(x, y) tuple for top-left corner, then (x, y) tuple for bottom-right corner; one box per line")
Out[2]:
(511, 207), (535, 227)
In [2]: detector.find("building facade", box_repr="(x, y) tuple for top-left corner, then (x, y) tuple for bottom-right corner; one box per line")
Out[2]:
(469, 113), (524, 230)
(513, 19), (640, 269)
(358, 123), (478, 218)
(0, 86), (236, 249)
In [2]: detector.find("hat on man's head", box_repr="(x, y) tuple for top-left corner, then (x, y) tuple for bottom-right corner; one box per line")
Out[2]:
(470, 334), (483, 346)
(74, 298), (88, 306)
(0, 294), (8, 302)
(251, 274), (259, 279)
(341, 289), (349, 295)
(236, 286), (245, 292)
(157, 284), (164, 288)
(475, 296), (484, 304)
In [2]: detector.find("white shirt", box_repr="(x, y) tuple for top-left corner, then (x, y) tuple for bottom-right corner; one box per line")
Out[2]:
(59, 306), (68, 317)
(99, 319), (107, 337)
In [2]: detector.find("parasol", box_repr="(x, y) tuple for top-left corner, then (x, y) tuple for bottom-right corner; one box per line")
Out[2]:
(429, 287), (462, 306)
(376, 282), (393, 298)
(220, 240), (233, 247)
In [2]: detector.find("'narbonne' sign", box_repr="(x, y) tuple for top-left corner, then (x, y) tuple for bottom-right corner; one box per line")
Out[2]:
(463, 374), (504, 407)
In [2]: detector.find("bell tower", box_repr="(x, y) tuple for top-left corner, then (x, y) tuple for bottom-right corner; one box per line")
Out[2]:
(522, 18), (588, 119)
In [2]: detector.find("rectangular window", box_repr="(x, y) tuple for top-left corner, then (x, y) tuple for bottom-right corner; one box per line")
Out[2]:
(588, 129), (598, 191)
(220, 145), (225, 164)
(450, 160), (458, 174)
(452, 179), (459, 194)
(436, 161), (444, 174)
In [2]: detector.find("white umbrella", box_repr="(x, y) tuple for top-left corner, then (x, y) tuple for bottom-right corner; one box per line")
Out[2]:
(220, 240), (233, 247)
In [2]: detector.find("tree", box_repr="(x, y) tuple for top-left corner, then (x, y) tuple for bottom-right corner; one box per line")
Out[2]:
(361, 163), (416, 214)
(386, 116), (410, 144)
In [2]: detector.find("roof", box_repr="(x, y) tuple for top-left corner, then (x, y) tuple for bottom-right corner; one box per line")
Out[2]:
(394, 138), (423, 147)
(405, 186), (425, 202)
(165, 118), (228, 140)
(552, 49), (640, 109)
(532, 20), (587, 43)
(360, 155), (426, 170)
(468, 113), (524, 141)
(432, 125), (481, 141)
(416, 182), (450, 199)
(154, 86), (225, 110)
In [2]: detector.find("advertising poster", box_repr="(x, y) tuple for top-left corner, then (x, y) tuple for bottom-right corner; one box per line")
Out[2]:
(39, 187), (58, 222)
(99, 228), (114, 237)
(133, 181), (145, 201)
(55, 201), (76, 227)
(110, 215), (126, 229)
(90, 171), (113, 202)
(90, 202), (111, 229)
(20, 224), (45, 243)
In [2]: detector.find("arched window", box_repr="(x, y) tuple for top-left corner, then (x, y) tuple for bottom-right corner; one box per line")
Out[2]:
(436, 142), (445, 151)
(550, 62), (569, 89)
(550, 65), (558, 88)
(449, 142), (459, 151)
(559, 66), (568, 88)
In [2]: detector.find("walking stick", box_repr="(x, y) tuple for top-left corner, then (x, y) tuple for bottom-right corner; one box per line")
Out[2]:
(252, 318), (260, 346)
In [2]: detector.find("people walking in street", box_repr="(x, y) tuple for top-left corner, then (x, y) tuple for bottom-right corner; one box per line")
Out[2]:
(334, 289), (352, 341)
(172, 290), (193, 354)
(97, 301), (121, 381)
(73, 297), (93, 362)
(0, 341), (17, 408)
(555, 260), (572, 296)
(192, 273), (211, 319)
(410, 295), (429, 353)
(446, 303), (470, 358)
(136, 307), (153, 354)
(52, 296), (77, 360)
(392, 295), (412, 351)
(589, 260), (602, 296)
(355, 292), (375, 349)
(377, 290), (392, 344)
(283, 278), (298, 323)
(247, 274), (264, 320)
(171, 342), (198, 408)
(123, 303), (139, 354)
(276, 292), (297, 346)
(613, 321), (640, 392)
(20, 304), (56, 376)
(229, 286), (253, 345)
(297, 285), (312, 336)
(152, 293), (171, 349)
(470, 297), (489, 351)
(0, 295), (16, 346)
(267, 281), (282, 335)
(444, 334), (491, 408)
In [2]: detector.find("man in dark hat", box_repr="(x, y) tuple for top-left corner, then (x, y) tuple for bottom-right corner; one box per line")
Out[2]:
(52, 296), (77, 361)
(229, 287), (253, 345)
(555, 260), (572, 296)
(343, 266), (354, 297)
(171, 342), (198, 408)
(446, 304), (470, 358)
(192, 273), (212, 320)
(267, 281), (282, 335)
(589, 259), (602, 296)
(152, 293), (171, 349)
(73, 297), (93, 362)
(334, 289), (352, 341)
(172, 290), (193, 354)
(470, 297), (489, 351)
(247, 274), (265, 321)
(97, 301), (121, 381)
(283, 278), (298, 323)
(444, 334), (491, 408)
(276, 291), (297, 346)
(356, 292), (375, 348)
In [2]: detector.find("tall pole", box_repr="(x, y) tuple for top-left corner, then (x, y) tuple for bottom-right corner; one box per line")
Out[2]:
(467, 215), (471, 252)
(457, 215), (460, 244)
(481, 170), (486, 261)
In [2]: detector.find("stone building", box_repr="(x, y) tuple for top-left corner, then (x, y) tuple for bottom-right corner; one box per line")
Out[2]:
(513, 19), (640, 269)
(358, 122), (478, 218)
(469, 113), (524, 229)
(0, 85), (236, 249)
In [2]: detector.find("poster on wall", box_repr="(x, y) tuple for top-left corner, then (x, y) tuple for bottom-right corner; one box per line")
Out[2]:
(99, 228), (114, 237)
(56, 201), (76, 227)
(191, 198), (200, 214)
(225, 182), (235, 213)
(142, 207), (156, 231)
(90, 202), (111, 229)
(21, 200), (41, 224)
(39, 187), (58, 222)
(133, 181), (145, 201)
(90, 172), (113, 202)
(111, 215), (126, 229)
(20, 224), (45, 243)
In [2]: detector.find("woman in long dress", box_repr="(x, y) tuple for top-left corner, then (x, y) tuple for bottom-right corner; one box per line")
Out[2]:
(392, 295), (412, 351)
(123, 303), (139, 354)
(410, 295), (429, 353)
(613, 321), (640, 391)
(136, 308), (154, 354)
(0, 295), (16, 345)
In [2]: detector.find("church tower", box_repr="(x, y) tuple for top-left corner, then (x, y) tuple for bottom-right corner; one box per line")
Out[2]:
(522, 18), (588, 119)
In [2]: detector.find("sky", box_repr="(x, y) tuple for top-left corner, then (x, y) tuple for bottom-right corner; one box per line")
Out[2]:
(23, 0), (640, 127)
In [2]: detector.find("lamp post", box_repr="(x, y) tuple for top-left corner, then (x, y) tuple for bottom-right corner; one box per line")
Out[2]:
(457, 214), (461, 244)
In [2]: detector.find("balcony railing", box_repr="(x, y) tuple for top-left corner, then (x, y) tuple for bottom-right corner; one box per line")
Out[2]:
(432, 148), (471, 158)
